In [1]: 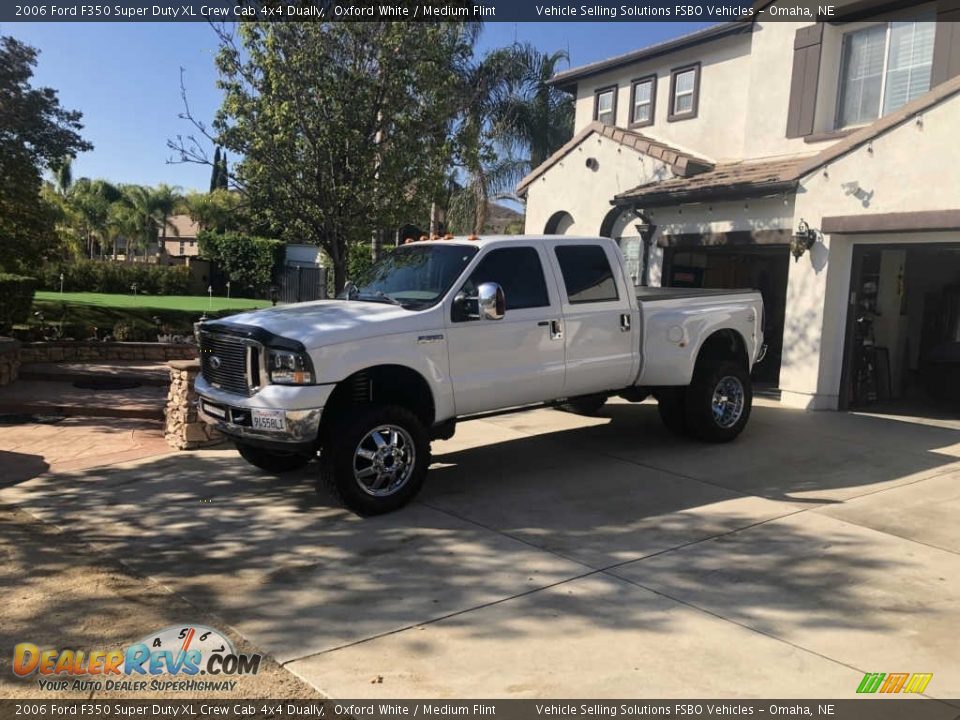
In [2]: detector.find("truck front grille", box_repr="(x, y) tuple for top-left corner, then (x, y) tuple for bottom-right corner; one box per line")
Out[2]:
(199, 331), (257, 396)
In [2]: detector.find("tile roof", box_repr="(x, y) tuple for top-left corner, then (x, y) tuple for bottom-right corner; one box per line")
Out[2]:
(515, 121), (714, 197)
(614, 157), (807, 207)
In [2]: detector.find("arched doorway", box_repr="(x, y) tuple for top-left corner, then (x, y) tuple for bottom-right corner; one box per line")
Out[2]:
(599, 207), (632, 239)
(544, 211), (574, 235)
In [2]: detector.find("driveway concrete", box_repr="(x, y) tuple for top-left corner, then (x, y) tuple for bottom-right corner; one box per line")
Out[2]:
(2, 398), (959, 700)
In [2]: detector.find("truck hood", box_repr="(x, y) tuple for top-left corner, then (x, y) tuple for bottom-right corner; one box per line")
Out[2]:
(211, 299), (439, 349)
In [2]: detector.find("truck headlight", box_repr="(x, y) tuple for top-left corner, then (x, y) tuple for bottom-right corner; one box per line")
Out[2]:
(268, 349), (314, 385)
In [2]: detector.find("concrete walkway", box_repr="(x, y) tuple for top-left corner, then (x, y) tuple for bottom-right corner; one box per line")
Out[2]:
(2, 399), (959, 700)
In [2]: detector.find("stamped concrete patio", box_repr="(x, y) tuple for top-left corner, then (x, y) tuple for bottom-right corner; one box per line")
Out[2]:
(2, 398), (959, 701)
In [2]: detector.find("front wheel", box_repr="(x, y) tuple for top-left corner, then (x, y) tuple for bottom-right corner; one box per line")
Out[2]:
(320, 405), (430, 516)
(236, 442), (314, 473)
(684, 361), (752, 442)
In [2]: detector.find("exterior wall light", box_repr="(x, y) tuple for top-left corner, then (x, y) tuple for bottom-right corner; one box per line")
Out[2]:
(791, 219), (817, 262)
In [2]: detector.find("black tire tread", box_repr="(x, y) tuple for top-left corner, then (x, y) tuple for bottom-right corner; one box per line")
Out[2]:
(318, 404), (431, 516)
(684, 360), (752, 443)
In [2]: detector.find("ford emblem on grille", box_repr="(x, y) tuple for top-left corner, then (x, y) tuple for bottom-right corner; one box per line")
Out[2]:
(210, 355), (222, 370)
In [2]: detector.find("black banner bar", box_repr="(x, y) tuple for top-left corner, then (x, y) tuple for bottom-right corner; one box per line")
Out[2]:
(2, 700), (960, 720)
(0, 0), (881, 23)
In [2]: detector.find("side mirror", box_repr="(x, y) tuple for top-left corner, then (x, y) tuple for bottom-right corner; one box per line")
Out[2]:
(477, 282), (505, 321)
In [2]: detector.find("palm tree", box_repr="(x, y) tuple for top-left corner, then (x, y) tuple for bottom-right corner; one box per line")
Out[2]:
(495, 45), (574, 173)
(449, 43), (574, 234)
(119, 185), (169, 261)
(68, 178), (119, 258)
(151, 183), (182, 257)
(450, 45), (528, 235)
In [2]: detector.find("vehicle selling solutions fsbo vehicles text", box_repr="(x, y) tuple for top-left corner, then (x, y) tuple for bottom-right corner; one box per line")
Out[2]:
(535, 4), (755, 17)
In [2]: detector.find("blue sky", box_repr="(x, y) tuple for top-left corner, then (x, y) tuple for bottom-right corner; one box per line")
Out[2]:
(3, 21), (710, 192)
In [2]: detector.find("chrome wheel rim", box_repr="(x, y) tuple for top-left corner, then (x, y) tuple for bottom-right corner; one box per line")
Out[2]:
(353, 424), (416, 497)
(711, 376), (745, 428)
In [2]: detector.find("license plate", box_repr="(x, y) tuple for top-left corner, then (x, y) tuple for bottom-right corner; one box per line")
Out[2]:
(252, 408), (286, 432)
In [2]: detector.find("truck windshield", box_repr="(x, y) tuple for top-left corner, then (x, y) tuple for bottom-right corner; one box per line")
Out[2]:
(343, 244), (478, 310)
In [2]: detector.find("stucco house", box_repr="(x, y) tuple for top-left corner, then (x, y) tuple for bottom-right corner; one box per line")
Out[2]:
(519, 1), (960, 415)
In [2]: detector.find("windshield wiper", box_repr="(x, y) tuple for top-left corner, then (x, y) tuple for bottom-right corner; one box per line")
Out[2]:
(355, 291), (403, 307)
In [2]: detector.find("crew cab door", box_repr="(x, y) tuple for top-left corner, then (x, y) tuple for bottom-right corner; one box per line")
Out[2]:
(549, 241), (637, 397)
(445, 244), (565, 415)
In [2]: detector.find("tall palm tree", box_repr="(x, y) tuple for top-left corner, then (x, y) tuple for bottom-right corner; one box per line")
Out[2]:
(151, 183), (182, 256)
(450, 45), (528, 235)
(495, 45), (574, 172)
(119, 185), (167, 261)
(449, 43), (574, 234)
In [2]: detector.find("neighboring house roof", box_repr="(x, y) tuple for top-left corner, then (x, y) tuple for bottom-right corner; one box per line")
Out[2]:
(615, 73), (960, 208)
(548, 22), (752, 91)
(163, 214), (200, 239)
(516, 121), (714, 198)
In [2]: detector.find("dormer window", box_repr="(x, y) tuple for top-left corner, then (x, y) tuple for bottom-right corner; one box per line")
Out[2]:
(594, 85), (617, 126)
(669, 63), (700, 121)
(836, 17), (935, 128)
(630, 75), (657, 127)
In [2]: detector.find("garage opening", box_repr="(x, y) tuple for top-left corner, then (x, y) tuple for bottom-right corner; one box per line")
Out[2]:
(842, 243), (960, 420)
(662, 245), (789, 387)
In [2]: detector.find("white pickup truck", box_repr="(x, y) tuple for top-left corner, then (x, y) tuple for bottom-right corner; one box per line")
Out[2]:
(196, 235), (765, 515)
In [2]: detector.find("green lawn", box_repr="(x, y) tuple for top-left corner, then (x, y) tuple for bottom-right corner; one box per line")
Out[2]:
(27, 292), (273, 340)
(34, 291), (271, 312)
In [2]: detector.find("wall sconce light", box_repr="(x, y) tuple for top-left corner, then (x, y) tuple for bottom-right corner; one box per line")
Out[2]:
(791, 219), (817, 262)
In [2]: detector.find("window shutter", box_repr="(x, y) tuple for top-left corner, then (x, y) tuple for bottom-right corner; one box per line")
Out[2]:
(932, 0), (960, 86)
(786, 24), (824, 138)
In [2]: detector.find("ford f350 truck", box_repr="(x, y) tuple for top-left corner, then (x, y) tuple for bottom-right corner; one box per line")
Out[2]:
(196, 235), (765, 515)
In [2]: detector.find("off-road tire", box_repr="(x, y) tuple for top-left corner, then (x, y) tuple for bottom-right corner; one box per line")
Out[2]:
(656, 388), (688, 436)
(557, 395), (607, 416)
(236, 443), (313, 473)
(319, 405), (430, 516)
(684, 361), (752, 443)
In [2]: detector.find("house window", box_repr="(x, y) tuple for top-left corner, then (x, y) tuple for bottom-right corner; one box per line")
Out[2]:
(630, 76), (656, 127)
(593, 85), (617, 126)
(669, 64), (700, 121)
(836, 18), (935, 128)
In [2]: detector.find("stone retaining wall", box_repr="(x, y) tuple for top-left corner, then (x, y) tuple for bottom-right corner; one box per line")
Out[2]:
(164, 359), (225, 450)
(0, 337), (20, 387)
(20, 341), (197, 364)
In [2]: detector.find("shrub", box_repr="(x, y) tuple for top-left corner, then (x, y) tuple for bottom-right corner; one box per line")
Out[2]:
(0, 273), (38, 332)
(198, 231), (284, 293)
(38, 260), (191, 295)
(111, 318), (159, 342)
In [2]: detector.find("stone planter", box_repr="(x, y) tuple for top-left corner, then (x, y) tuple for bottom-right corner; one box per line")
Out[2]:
(20, 341), (198, 364)
(164, 359), (225, 450)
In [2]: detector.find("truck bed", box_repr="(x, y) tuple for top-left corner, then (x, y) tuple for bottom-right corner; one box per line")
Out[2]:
(636, 286), (757, 302)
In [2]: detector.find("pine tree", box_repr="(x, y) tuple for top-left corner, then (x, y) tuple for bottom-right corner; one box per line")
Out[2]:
(209, 146), (221, 192)
(217, 152), (229, 190)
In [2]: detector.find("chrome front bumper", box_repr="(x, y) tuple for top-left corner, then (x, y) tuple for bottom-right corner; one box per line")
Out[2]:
(197, 398), (323, 446)
(195, 374), (335, 448)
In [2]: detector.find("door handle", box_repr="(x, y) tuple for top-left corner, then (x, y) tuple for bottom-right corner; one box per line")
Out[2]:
(620, 313), (631, 332)
(549, 319), (563, 340)
(537, 321), (549, 326)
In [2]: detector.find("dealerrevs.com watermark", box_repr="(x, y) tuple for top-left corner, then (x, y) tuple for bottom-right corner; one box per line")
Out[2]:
(12, 625), (261, 694)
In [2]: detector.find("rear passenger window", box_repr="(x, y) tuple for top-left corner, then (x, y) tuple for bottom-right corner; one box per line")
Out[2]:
(555, 245), (619, 303)
(460, 246), (550, 311)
